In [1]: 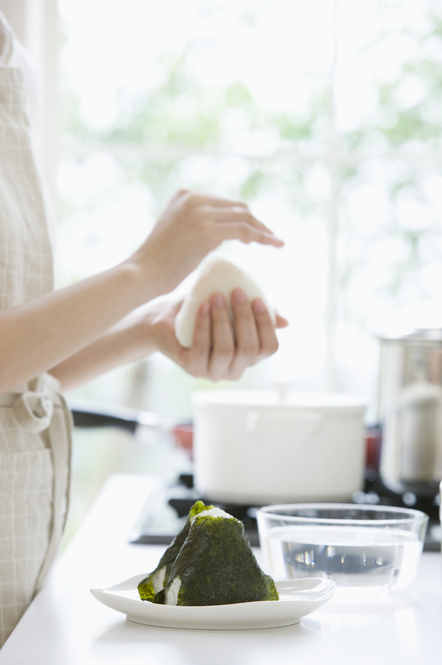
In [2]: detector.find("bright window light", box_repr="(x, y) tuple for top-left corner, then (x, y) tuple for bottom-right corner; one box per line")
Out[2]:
(57, 0), (442, 419)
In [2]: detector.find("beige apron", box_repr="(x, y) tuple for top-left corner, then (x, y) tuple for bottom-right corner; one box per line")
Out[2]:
(0, 66), (72, 647)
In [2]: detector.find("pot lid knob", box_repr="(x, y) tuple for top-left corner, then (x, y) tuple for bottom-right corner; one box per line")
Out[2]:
(273, 381), (291, 402)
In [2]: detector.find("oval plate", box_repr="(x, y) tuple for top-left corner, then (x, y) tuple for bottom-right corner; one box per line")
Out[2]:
(91, 574), (335, 630)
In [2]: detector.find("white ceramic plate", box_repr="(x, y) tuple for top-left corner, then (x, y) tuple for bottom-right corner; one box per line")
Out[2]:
(90, 574), (335, 630)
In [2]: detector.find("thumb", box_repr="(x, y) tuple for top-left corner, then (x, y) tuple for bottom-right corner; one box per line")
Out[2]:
(275, 312), (289, 329)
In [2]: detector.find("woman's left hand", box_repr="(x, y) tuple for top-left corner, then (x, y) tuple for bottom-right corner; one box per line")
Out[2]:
(148, 290), (288, 381)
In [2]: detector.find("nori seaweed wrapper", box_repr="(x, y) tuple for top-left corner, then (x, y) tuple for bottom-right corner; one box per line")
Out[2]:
(137, 501), (211, 601)
(151, 507), (279, 606)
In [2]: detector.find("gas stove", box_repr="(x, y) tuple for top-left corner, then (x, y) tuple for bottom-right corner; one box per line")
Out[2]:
(130, 473), (261, 546)
(130, 473), (441, 551)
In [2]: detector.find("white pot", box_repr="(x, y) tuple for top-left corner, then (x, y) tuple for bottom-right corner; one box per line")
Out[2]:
(192, 391), (367, 505)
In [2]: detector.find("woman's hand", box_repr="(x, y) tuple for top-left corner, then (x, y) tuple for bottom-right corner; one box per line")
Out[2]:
(130, 190), (284, 299)
(147, 290), (288, 381)
(0, 188), (284, 394)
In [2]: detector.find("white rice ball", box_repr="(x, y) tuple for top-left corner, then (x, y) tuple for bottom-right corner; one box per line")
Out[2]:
(174, 256), (276, 348)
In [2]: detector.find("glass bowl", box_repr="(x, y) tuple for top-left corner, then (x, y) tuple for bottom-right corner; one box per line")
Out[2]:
(257, 503), (429, 594)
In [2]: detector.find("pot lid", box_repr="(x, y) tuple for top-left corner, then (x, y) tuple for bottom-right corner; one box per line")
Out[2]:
(379, 328), (442, 344)
(377, 300), (442, 344)
(192, 390), (367, 413)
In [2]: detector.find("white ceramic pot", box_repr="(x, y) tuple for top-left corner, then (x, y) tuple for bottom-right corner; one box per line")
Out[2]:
(192, 391), (367, 505)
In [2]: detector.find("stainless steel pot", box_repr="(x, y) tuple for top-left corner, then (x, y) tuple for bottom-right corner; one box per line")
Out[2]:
(377, 328), (442, 495)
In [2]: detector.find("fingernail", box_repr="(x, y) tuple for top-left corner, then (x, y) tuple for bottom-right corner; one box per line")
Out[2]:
(253, 298), (267, 314)
(233, 288), (247, 304)
(212, 293), (225, 308)
(265, 232), (284, 246)
(199, 302), (210, 315)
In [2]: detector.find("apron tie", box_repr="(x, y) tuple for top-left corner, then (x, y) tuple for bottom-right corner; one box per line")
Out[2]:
(6, 373), (73, 591)
(12, 390), (54, 432)
(10, 373), (62, 432)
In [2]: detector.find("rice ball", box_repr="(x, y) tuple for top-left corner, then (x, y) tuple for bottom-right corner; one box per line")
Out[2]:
(174, 256), (276, 348)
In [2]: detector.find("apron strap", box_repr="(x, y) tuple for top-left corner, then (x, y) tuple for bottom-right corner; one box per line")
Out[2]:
(35, 390), (72, 590)
(6, 373), (73, 591)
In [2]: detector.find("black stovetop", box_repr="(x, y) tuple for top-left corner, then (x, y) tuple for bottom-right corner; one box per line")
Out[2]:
(130, 473), (261, 546)
(130, 473), (441, 552)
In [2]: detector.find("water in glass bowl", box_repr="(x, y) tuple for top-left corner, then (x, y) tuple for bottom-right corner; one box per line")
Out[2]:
(261, 525), (423, 592)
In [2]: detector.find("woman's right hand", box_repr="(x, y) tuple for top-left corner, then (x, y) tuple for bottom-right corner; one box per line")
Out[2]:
(128, 189), (284, 298)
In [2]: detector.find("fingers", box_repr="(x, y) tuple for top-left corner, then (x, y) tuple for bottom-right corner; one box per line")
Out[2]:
(226, 289), (260, 378)
(179, 190), (284, 247)
(211, 220), (284, 248)
(203, 290), (267, 381)
(142, 189), (284, 297)
(251, 298), (280, 358)
(156, 290), (284, 385)
(185, 293), (236, 381)
(181, 290), (285, 382)
(204, 204), (274, 235)
(186, 302), (211, 375)
(206, 206), (284, 246)
(207, 293), (235, 379)
(193, 192), (249, 209)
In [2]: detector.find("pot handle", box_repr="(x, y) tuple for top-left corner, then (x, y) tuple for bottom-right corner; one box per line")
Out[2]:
(246, 410), (323, 436)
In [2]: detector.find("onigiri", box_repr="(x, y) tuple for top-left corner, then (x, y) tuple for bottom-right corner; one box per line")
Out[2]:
(138, 501), (279, 606)
(174, 256), (276, 348)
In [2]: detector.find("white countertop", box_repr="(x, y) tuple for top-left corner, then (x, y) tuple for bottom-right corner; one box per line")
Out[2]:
(1, 474), (441, 665)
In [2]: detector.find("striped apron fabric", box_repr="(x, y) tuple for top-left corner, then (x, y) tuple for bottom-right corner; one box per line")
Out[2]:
(0, 47), (72, 646)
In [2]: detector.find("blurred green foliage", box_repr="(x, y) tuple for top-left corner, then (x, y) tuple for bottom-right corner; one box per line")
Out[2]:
(60, 2), (442, 323)
(58, 2), (442, 541)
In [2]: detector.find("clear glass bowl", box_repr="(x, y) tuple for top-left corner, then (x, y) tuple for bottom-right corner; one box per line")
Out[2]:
(257, 504), (429, 594)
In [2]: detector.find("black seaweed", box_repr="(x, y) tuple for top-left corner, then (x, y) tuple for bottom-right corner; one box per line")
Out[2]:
(138, 501), (279, 606)
(137, 500), (210, 600)
(159, 514), (279, 606)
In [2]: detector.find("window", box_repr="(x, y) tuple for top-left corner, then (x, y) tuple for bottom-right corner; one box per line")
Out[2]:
(57, 0), (442, 419)
(9, 0), (434, 539)
(0, 0), (437, 540)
